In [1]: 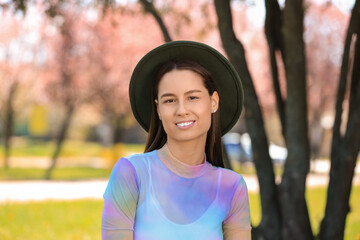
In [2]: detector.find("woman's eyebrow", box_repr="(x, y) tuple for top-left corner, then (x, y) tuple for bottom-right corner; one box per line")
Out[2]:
(160, 90), (202, 99)
(185, 89), (202, 95)
(160, 93), (176, 99)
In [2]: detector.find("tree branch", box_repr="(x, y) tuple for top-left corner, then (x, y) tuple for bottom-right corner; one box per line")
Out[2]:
(320, 2), (360, 238)
(138, 0), (172, 42)
(264, 0), (287, 142)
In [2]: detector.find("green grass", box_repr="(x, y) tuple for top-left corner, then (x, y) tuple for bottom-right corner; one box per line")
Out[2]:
(231, 161), (284, 176)
(248, 190), (261, 226)
(0, 186), (359, 240)
(0, 140), (100, 157)
(0, 199), (102, 240)
(0, 138), (145, 158)
(0, 164), (269, 182)
(249, 185), (360, 239)
(0, 168), (110, 181)
(305, 185), (360, 239)
(306, 185), (360, 238)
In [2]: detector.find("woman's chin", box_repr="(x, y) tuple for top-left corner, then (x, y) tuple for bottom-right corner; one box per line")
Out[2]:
(167, 132), (208, 144)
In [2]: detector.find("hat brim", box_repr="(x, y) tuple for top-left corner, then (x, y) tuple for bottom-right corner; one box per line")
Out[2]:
(129, 41), (243, 136)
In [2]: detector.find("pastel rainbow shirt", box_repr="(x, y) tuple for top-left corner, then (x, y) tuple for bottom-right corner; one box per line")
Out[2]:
(102, 145), (251, 239)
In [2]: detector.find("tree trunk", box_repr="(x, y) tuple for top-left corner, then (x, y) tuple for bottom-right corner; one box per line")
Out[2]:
(214, 1), (281, 239)
(3, 81), (18, 169)
(319, 1), (360, 239)
(264, 0), (287, 141)
(111, 114), (125, 144)
(222, 145), (232, 170)
(45, 104), (75, 179)
(279, 1), (313, 239)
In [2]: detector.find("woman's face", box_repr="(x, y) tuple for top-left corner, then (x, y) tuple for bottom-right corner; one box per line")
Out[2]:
(156, 69), (219, 144)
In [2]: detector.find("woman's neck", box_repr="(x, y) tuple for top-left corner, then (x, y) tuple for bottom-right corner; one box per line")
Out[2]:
(166, 139), (206, 166)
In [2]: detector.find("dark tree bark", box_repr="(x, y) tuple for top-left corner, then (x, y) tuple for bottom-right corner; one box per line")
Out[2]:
(2, 81), (18, 169)
(264, 0), (287, 141)
(319, 1), (360, 239)
(112, 118), (124, 144)
(108, 111), (126, 144)
(279, 0), (313, 239)
(222, 145), (232, 170)
(214, 0), (281, 239)
(138, 0), (172, 42)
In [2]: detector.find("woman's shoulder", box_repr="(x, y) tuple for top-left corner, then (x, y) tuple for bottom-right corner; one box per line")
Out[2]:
(125, 150), (157, 162)
(116, 150), (157, 170)
(110, 150), (157, 182)
(212, 166), (247, 189)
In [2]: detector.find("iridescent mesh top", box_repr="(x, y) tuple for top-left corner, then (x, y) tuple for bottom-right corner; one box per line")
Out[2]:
(102, 145), (251, 240)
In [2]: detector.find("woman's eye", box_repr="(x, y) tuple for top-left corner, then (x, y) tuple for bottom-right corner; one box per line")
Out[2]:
(189, 96), (199, 100)
(163, 99), (175, 103)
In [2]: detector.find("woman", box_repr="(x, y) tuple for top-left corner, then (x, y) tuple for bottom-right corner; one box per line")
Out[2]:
(102, 41), (251, 240)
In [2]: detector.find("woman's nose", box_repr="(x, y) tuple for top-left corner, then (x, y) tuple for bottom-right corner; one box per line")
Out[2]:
(176, 101), (189, 116)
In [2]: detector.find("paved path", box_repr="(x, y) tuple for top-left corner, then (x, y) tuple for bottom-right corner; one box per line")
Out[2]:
(1, 174), (359, 203)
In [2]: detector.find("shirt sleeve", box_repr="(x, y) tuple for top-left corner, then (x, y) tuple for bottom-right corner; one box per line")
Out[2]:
(223, 177), (251, 240)
(102, 157), (139, 240)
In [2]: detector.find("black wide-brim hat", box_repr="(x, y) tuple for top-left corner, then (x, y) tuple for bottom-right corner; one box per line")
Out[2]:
(129, 41), (243, 136)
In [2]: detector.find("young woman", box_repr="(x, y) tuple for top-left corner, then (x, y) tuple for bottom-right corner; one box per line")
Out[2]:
(102, 41), (251, 240)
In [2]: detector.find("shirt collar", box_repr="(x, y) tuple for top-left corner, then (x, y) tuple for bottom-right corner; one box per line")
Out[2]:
(156, 144), (210, 179)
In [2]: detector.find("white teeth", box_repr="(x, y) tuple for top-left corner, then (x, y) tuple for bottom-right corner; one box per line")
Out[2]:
(177, 121), (193, 127)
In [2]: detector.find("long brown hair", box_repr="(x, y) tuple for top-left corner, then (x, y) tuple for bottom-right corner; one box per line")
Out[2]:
(144, 59), (224, 167)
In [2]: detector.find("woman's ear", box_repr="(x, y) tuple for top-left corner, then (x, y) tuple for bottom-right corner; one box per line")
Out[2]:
(211, 91), (219, 113)
(155, 99), (161, 120)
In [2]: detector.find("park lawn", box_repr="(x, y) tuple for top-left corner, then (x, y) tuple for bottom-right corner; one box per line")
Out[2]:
(0, 167), (110, 181)
(0, 186), (359, 240)
(0, 140), (102, 157)
(245, 185), (360, 239)
(0, 199), (102, 240)
(0, 138), (145, 158)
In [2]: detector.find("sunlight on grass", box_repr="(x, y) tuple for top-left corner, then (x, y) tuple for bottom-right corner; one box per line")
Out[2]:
(0, 199), (102, 240)
(248, 191), (261, 226)
(0, 138), (145, 158)
(0, 168), (109, 181)
(305, 185), (360, 239)
(306, 186), (327, 236)
(0, 186), (359, 239)
(344, 186), (359, 240)
(248, 185), (359, 239)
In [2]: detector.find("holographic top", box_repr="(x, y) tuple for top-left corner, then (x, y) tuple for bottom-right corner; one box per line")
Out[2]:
(102, 146), (251, 240)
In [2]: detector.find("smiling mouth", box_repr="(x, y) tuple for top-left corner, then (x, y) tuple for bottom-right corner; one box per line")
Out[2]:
(176, 121), (195, 128)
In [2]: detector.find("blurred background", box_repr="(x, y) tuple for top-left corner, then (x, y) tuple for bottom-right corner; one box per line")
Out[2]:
(0, 0), (354, 171)
(0, 0), (359, 239)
